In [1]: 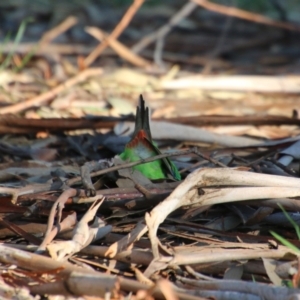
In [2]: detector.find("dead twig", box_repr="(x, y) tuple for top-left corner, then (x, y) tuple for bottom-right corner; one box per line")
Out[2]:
(85, 27), (151, 68)
(0, 42), (97, 56)
(132, 1), (198, 54)
(178, 277), (300, 300)
(0, 182), (63, 204)
(80, 160), (113, 195)
(145, 168), (300, 258)
(38, 189), (86, 251)
(39, 16), (78, 48)
(0, 217), (41, 245)
(0, 68), (102, 115)
(161, 75), (300, 93)
(192, 0), (300, 32)
(67, 148), (195, 186)
(193, 148), (227, 168)
(105, 220), (148, 258)
(0, 245), (200, 300)
(0, 114), (300, 135)
(47, 197), (111, 261)
(84, 0), (145, 67)
(153, 1), (198, 67)
(40, 213), (77, 252)
(0, 115), (121, 134)
(202, 0), (234, 74)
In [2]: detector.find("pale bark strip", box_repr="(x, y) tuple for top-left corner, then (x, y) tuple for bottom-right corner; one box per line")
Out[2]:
(178, 277), (300, 300)
(0, 245), (200, 300)
(117, 121), (261, 147)
(171, 246), (295, 266)
(161, 75), (300, 93)
(145, 168), (300, 258)
(31, 271), (118, 298)
(105, 220), (148, 258)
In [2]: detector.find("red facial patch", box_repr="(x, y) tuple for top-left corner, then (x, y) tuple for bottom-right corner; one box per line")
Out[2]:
(127, 130), (149, 148)
(136, 130), (147, 139)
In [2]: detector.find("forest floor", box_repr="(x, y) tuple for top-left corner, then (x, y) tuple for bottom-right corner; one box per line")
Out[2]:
(0, 1), (300, 299)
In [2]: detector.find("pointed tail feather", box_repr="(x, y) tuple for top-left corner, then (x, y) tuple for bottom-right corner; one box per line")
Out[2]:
(132, 95), (152, 140)
(140, 95), (152, 140)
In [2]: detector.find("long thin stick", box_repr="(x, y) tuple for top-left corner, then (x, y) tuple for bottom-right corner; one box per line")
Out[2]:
(132, 1), (198, 54)
(192, 0), (300, 31)
(84, 0), (145, 67)
(67, 149), (195, 186)
(0, 68), (102, 115)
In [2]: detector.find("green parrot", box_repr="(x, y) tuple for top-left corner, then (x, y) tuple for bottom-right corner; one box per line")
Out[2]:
(119, 95), (181, 181)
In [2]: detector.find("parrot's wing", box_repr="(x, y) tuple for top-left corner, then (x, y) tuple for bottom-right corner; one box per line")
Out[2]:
(144, 137), (181, 181)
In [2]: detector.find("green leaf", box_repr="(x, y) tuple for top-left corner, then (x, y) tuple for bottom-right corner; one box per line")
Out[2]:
(0, 18), (34, 71)
(277, 203), (300, 240)
(270, 231), (300, 254)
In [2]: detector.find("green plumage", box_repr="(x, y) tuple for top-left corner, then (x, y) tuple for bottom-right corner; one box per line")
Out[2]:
(119, 95), (181, 181)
